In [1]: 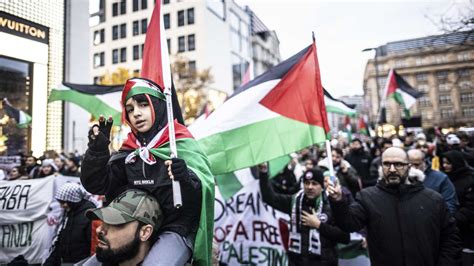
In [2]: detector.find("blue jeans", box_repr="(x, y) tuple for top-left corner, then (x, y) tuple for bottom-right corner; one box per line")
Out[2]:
(143, 231), (192, 266)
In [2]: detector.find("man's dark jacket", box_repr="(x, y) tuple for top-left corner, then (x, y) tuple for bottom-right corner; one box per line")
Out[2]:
(44, 199), (96, 265)
(329, 180), (461, 266)
(345, 149), (372, 188)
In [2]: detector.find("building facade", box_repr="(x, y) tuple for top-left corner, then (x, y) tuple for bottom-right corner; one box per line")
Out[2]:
(89, 0), (280, 94)
(0, 2), (65, 156)
(363, 31), (474, 128)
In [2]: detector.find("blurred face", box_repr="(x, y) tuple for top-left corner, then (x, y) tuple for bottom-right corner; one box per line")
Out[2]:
(351, 141), (362, 150)
(9, 168), (20, 179)
(324, 175), (330, 189)
(408, 155), (425, 171)
(381, 143), (393, 153)
(125, 97), (153, 133)
(96, 221), (141, 264)
(332, 150), (342, 166)
(304, 159), (314, 170)
(65, 159), (76, 169)
(42, 165), (53, 175)
(303, 180), (322, 199)
(54, 158), (64, 169)
(25, 157), (36, 167)
(58, 200), (71, 212)
(442, 158), (452, 173)
(382, 149), (410, 185)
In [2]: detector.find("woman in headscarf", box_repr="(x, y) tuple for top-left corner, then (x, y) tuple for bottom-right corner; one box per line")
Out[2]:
(44, 183), (97, 265)
(442, 150), (474, 266)
(81, 78), (214, 265)
(36, 159), (58, 178)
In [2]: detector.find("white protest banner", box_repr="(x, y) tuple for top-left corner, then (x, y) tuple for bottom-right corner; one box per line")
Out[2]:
(0, 156), (21, 171)
(0, 176), (55, 224)
(214, 170), (290, 266)
(0, 217), (56, 264)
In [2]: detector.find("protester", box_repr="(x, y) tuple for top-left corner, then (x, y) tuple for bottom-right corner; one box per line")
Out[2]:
(319, 148), (360, 197)
(369, 139), (393, 186)
(442, 150), (474, 266)
(81, 78), (210, 265)
(408, 149), (458, 214)
(35, 159), (58, 178)
(54, 156), (66, 175)
(259, 164), (350, 266)
(327, 147), (461, 266)
(344, 138), (372, 188)
(7, 166), (29, 181)
(75, 189), (163, 266)
(44, 183), (97, 265)
(24, 155), (40, 178)
(63, 156), (81, 177)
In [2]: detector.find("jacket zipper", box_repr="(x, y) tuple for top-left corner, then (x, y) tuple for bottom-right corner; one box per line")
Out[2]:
(396, 194), (407, 266)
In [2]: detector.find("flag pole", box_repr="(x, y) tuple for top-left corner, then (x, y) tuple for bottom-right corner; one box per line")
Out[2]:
(164, 87), (183, 208)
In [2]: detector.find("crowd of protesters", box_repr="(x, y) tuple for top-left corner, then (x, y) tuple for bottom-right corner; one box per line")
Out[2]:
(1, 129), (474, 265)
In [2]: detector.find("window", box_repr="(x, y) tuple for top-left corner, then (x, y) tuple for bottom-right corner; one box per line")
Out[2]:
(187, 8), (194, 25)
(142, 0), (147, 10)
(164, 13), (170, 29)
(120, 0), (126, 14)
(187, 34), (195, 51)
(463, 107), (474, 117)
(376, 64), (385, 72)
(231, 30), (240, 51)
(418, 84), (429, 92)
(112, 49), (118, 64)
(93, 29), (105, 45)
(438, 84), (450, 91)
(421, 110), (433, 120)
(188, 60), (196, 73)
(395, 59), (407, 68)
(232, 53), (243, 90)
(441, 109), (454, 118)
(377, 77), (387, 89)
(141, 44), (144, 57)
(416, 73), (428, 82)
(112, 25), (118, 40)
(230, 11), (239, 31)
(461, 93), (474, 103)
(93, 52), (105, 68)
(439, 94), (451, 105)
(133, 0), (139, 11)
(436, 70), (449, 80)
(133, 0), (147, 11)
(457, 68), (471, 78)
(167, 38), (171, 54)
(460, 81), (473, 90)
(133, 21), (139, 36)
(133, 45), (140, 60)
(178, 36), (185, 52)
(419, 96), (431, 107)
(120, 23), (126, 38)
(458, 52), (471, 61)
(178, 10), (185, 27)
(141, 19), (148, 34)
(435, 55), (447, 64)
(120, 47), (127, 62)
(112, 3), (118, 16)
(163, 0), (169, 4)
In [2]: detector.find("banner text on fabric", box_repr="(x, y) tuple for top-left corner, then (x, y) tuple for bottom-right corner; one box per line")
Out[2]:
(1, 222), (33, 248)
(0, 183), (31, 210)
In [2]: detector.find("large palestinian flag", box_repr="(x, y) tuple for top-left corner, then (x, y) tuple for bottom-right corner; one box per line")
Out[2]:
(48, 83), (122, 125)
(385, 69), (423, 112)
(2, 98), (32, 128)
(190, 42), (330, 175)
(324, 90), (357, 117)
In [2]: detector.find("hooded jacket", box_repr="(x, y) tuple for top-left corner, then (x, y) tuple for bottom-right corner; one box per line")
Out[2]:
(329, 176), (461, 266)
(81, 78), (203, 243)
(443, 150), (474, 249)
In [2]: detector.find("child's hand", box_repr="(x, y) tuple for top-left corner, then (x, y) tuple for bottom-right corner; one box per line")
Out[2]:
(165, 158), (189, 181)
(88, 115), (112, 152)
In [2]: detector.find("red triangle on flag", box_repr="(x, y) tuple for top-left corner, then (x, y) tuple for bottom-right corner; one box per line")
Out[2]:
(259, 44), (329, 131)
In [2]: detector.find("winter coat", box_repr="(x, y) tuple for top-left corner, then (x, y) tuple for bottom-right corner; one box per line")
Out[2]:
(44, 199), (96, 265)
(423, 166), (459, 215)
(81, 150), (202, 243)
(345, 149), (372, 188)
(329, 179), (461, 266)
(368, 156), (381, 187)
(259, 173), (350, 266)
(443, 150), (474, 249)
(318, 158), (361, 198)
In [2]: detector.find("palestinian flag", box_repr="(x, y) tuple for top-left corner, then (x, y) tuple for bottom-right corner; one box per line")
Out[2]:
(138, 2), (213, 265)
(190, 42), (330, 175)
(48, 83), (122, 125)
(357, 116), (369, 135)
(384, 69), (423, 117)
(344, 115), (352, 141)
(324, 90), (357, 117)
(2, 98), (32, 128)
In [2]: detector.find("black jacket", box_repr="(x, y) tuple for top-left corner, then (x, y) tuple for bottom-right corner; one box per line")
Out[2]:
(345, 150), (372, 188)
(329, 180), (461, 266)
(443, 150), (474, 249)
(44, 199), (96, 265)
(259, 173), (350, 266)
(81, 149), (202, 242)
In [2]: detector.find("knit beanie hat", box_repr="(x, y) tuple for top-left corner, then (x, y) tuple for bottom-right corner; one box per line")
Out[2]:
(302, 169), (325, 188)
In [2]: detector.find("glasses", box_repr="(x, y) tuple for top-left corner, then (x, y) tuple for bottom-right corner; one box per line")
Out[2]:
(382, 161), (409, 169)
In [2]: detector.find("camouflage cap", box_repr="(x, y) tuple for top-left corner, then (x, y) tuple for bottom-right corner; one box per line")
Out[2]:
(86, 189), (162, 228)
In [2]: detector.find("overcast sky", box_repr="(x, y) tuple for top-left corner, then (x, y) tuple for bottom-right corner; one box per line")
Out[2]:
(235, 0), (469, 97)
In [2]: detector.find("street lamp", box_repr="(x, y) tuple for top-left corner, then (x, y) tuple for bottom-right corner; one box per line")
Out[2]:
(362, 47), (384, 124)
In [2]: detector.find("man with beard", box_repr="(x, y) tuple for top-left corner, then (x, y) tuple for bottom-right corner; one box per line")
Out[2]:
(345, 138), (372, 188)
(319, 148), (360, 197)
(77, 189), (162, 266)
(327, 147), (461, 266)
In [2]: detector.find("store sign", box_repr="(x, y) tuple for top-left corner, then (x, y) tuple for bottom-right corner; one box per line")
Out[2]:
(0, 11), (49, 44)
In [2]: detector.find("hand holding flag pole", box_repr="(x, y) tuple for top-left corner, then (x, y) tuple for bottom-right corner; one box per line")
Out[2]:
(164, 87), (183, 208)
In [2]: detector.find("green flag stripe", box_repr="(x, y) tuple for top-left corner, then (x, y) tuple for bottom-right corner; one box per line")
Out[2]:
(215, 172), (242, 201)
(198, 116), (327, 175)
(49, 89), (122, 125)
(326, 105), (357, 117)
